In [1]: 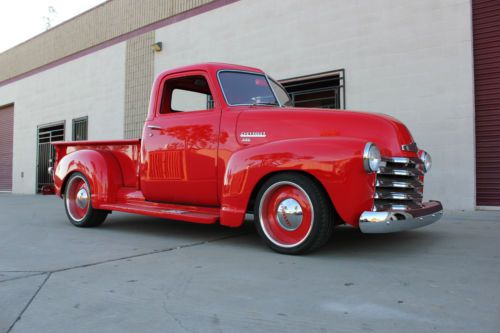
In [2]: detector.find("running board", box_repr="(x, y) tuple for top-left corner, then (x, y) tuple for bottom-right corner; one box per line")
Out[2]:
(98, 202), (219, 224)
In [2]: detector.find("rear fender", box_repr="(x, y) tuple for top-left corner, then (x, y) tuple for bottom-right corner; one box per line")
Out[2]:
(220, 137), (376, 227)
(54, 149), (123, 207)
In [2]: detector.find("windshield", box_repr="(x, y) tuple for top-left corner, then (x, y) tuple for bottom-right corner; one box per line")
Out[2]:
(218, 71), (291, 107)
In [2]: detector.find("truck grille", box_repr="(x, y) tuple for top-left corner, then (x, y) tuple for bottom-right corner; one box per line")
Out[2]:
(374, 157), (424, 211)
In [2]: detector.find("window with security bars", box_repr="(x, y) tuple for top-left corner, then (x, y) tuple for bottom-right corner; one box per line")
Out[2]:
(280, 70), (345, 109)
(72, 117), (88, 141)
(37, 122), (65, 192)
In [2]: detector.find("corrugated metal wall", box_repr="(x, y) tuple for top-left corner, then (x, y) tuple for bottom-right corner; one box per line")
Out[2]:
(0, 105), (14, 192)
(473, 0), (500, 206)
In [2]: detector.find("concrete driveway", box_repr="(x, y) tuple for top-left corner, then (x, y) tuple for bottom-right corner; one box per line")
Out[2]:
(1, 194), (499, 333)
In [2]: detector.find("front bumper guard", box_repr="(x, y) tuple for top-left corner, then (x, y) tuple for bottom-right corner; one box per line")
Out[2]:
(359, 201), (443, 233)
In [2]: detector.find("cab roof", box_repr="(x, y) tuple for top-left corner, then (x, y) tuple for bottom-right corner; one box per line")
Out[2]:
(156, 62), (265, 78)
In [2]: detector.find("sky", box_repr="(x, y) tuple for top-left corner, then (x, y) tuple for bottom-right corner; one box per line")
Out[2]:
(0, 0), (106, 53)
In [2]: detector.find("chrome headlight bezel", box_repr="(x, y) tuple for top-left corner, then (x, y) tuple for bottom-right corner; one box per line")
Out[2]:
(419, 150), (432, 173)
(363, 142), (381, 173)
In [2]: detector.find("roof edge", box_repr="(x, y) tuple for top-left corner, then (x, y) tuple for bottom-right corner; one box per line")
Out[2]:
(0, 0), (240, 88)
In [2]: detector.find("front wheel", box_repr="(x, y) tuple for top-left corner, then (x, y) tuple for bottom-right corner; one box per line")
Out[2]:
(254, 173), (334, 254)
(64, 172), (108, 227)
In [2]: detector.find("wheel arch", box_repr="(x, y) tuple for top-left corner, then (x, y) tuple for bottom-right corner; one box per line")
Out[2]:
(54, 149), (123, 207)
(60, 170), (79, 197)
(219, 137), (375, 228)
(246, 170), (340, 222)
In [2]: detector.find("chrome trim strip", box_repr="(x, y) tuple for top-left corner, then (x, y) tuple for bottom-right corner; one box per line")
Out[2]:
(374, 191), (423, 200)
(374, 204), (409, 211)
(240, 131), (267, 138)
(377, 167), (423, 177)
(384, 156), (423, 166)
(387, 157), (411, 164)
(359, 201), (443, 233)
(147, 125), (162, 130)
(375, 178), (423, 189)
(374, 202), (424, 211)
(162, 209), (188, 214)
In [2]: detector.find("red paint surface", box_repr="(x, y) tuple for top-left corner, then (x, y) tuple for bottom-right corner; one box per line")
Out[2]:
(141, 69), (221, 206)
(53, 63), (425, 228)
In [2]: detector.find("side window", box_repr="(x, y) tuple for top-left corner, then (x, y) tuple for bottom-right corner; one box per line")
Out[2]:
(160, 75), (213, 114)
(72, 116), (88, 141)
(171, 89), (208, 112)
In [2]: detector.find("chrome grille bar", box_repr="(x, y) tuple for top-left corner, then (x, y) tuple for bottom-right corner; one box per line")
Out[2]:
(373, 156), (424, 211)
(377, 166), (423, 177)
(375, 189), (423, 201)
(376, 177), (423, 189)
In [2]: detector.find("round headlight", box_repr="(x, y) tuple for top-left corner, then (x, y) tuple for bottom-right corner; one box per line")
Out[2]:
(419, 150), (432, 173)
(363, 142), (381, 173)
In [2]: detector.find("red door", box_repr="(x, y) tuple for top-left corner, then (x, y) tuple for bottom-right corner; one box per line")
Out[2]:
(140, 71), (221, 206)
(0, 104), (14, 192)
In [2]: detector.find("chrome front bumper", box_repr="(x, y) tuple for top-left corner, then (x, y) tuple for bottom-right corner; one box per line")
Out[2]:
(359, 201), (443, 233)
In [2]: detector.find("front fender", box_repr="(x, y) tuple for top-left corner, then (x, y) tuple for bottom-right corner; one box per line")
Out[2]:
(220, 137), (376, 227)
(54, 149), (123, 207)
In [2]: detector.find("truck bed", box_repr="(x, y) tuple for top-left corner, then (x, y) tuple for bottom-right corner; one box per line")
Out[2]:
(52, 139), (222, 223)
(53, 139), (141, 188)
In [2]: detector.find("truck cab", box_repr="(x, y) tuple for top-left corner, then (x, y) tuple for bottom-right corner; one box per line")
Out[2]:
(52, 63), (443, 254)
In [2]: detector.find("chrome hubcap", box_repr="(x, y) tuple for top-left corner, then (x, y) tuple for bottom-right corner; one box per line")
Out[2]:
(76, 188), (89, 209)
(276, 198), (303, 231)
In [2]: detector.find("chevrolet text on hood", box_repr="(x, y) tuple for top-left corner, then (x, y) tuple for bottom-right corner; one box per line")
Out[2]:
(49, 63), (443, 254)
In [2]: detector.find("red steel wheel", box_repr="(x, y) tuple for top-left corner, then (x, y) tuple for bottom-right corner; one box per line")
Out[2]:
(259, 181), (314, 248)
(64, 172), (108, 227)
(255, 173), (334, 254)
(66, 175), (90, 222)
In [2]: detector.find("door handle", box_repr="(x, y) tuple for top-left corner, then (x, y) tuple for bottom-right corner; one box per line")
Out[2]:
(147, 125), (162, 130)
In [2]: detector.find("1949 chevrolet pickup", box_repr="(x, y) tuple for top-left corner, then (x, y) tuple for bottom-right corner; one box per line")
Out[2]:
(51, 63), (443, 254)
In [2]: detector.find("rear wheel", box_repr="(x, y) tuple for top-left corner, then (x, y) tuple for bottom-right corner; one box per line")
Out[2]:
(254, 173), (333, 254)
(64, 172), (108, 227)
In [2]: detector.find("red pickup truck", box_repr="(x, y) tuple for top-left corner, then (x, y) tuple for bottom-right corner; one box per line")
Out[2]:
(52, 63), (443, 254)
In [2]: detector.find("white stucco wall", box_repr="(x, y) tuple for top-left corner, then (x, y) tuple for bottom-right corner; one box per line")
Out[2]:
(154, 0), (475, 210)
(0, 0), (475, 209)
(0, 43), (126, 194)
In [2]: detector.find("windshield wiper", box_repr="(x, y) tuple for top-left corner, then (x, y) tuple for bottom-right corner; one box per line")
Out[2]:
(251, 102), (279, 106)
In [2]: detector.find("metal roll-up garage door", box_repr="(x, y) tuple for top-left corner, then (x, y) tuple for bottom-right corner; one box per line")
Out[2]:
(473, 0), (500, 207)
(0, 104), (14, 192)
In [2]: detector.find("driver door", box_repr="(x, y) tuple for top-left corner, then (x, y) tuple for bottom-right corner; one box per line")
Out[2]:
(140, 71), (221, 206)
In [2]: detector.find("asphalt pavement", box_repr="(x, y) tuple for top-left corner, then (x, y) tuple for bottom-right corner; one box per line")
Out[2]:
(1, 194), (499, 333)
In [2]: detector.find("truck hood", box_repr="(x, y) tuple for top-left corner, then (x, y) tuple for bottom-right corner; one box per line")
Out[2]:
(235, 107), (417, 157)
